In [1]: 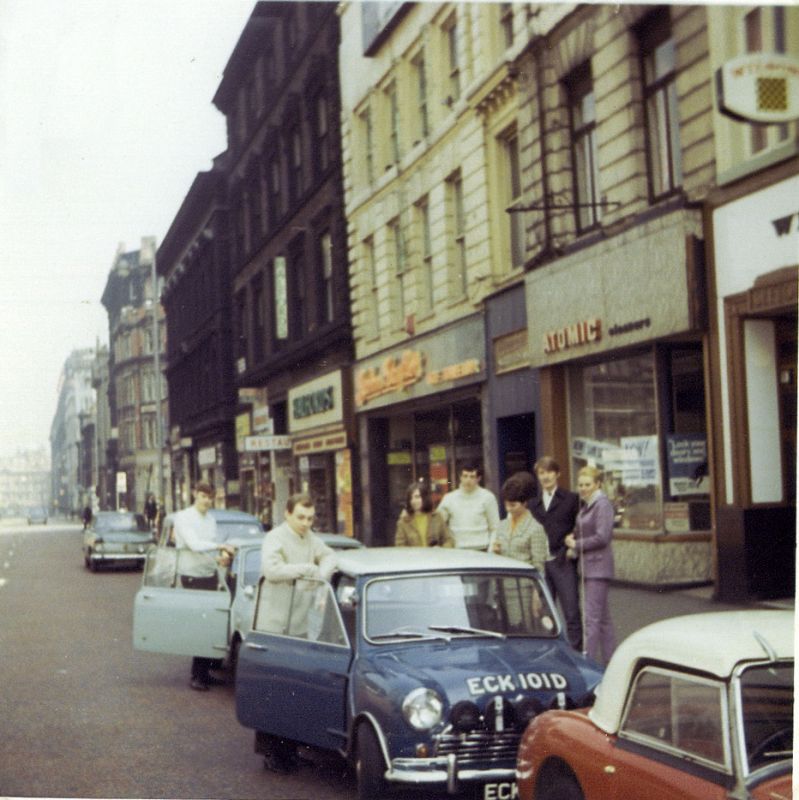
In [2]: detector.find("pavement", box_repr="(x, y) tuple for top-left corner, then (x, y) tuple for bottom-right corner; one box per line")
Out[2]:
(608, 581), (794, 645)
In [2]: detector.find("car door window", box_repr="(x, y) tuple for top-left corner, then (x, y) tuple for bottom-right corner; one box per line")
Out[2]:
(143, 547), (177, 588)
(254, 577), (348, 647)
(242, 549), (262, 587)
(620, 667), (730, 770)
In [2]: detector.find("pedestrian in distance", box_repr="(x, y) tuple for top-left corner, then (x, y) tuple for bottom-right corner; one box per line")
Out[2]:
(530, 456), (583, 652)
(172, 481), (235, 691)
(144, 493), (158, 530)
(81, 505), (92, 531)
(395, 481), (454, 547)
(258, 492), (338, 773)
(491, 472), (548, 572)
(436, 461), (500, 551)
(565, 466), (617, 665)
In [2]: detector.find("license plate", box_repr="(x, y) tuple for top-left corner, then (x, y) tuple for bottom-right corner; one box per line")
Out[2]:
(483, 782), (519, 800)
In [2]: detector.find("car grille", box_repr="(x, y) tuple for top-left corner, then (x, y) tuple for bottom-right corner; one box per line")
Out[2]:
(434, 730), (520, 767)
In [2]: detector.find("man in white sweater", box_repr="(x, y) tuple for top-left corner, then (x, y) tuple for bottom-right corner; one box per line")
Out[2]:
(437, 462), (500, 551)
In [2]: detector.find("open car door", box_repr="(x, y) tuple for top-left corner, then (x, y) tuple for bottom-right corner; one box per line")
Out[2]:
(133, 546), (230, 659)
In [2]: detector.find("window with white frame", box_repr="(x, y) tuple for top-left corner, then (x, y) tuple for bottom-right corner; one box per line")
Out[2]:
(638, 9), (682, 201)
(359, 105), (374, 184)
(385, 80), (400, 165)
(416, 197), (434, 312)
(566, 63), (601, 232)
(318, 231), (334, 324)
(444, 14), (461, 104)
(500, 126), (524, 270)
(446, 170), (467, 299)
(388, 217), (406, 328)
(412, 50), (430, 141)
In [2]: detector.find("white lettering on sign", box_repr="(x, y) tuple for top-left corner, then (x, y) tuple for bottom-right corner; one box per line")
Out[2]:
(466, 672), (569, 696)
(484, 782), (519, 800)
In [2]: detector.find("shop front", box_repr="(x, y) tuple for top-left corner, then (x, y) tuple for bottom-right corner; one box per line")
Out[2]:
(355, 314), (488, 546)
(289, 369), (355, 538)
(525, 207), (712, 587)
(708, 165), (797, 601)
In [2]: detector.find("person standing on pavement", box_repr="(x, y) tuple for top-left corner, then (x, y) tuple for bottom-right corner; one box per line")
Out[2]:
(173, 482), (234, 691)
(144, 494), (158, 530)
(530, 456), (582, 651)
(565, 466), (617, 665)
(437, 462), (500, 551)
(395, 481), (454, 547)
(491, 472), (548, 571)
(258, 492), (338, 773)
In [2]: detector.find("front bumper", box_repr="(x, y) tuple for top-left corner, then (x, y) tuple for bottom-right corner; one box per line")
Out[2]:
(388, 754), (515, 795)
(89, 551), (147, 562)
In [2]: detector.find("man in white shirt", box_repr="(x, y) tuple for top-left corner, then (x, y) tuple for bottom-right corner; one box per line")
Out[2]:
(437, 462), (500, 551)
(173, 482), (234, 690)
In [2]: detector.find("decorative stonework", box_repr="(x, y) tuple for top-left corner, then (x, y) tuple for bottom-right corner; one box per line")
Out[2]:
(612, 538), (712, 585)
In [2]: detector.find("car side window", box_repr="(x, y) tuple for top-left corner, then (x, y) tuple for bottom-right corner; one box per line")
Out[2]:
(242, 549), (261, 587)
(253, 577), (349, 647)
(143, 547), (177, 588)
(620, 666), (730, 770)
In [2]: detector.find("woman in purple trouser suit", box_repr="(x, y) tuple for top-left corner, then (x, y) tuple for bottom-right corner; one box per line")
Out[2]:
(565, 466), (617, 665)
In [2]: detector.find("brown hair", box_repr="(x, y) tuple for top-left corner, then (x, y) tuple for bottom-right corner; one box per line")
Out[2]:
(534, 455), (560, 474)
(404, 481), (433, 514)
(501, 472), (536, 503)
(286, 493), (314, 513)
(577, 465), (603, 484)
(194, 482), (214, 496)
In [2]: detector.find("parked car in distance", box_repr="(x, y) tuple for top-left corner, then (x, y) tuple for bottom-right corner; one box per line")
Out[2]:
(132, 530), (363, 678)
(26, 507), (48, 525)
(158, 508), (265, 547)
(83, 511), (156, 571)
(516, 610), (793, 800)
(234, 547), (603, 800)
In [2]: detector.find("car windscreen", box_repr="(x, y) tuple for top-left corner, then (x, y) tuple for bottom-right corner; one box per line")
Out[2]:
(215, 521), (263, 542)
(94, 513), (150, 533)
(738, 662), (793, 772)
(364, 572), (557, 641)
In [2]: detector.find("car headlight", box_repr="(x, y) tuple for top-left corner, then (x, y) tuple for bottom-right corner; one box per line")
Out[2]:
(402, 688), (443, 731)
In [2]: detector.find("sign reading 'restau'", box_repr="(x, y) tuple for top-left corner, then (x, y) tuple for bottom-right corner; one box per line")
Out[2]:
(543, 318), (601, 355)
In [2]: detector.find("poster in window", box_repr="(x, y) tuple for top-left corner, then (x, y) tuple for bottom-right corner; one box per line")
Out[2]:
(619, 435), (660, 487)
(666, 434), (709, 496)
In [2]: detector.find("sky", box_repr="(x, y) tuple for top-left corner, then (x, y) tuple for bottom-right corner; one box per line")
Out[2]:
(0, 0), (254, 459)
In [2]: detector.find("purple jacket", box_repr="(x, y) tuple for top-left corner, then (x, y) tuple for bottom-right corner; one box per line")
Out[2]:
(574, 492), (615, 580)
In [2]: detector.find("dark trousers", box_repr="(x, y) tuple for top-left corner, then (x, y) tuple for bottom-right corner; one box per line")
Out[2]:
(544, 557), (583, 651)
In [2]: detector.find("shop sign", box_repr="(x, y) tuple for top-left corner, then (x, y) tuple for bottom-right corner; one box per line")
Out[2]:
(387, 451), (412, 465)
(427, 358), (481, 385)
(115, 471), (127, 493)
(198, 446), (217, 466)
(494, 329), (529, 375)
(235, 412), (251, 452)
(717, 53), (799, 124)
(252, 404), (272, 434)
(293, 431), (347, 456)
(543, 319), (601, 355)
(244, 435), (292, 452)
(666, 434), (709, 496)
(355, 350), (425, 406)
(289, 370), (344, 433)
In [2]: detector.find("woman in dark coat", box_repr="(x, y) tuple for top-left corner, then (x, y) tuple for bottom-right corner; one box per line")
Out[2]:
(565, 466), (617, 664)
(395, 482), (454, 547)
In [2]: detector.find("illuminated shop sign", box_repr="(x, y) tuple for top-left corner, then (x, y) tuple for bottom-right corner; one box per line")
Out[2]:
(543, 319), (601, 354)
(717, 53), (799, 124)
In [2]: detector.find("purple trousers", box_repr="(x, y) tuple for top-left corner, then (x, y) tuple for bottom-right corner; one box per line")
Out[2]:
(583, 578), (616, 665)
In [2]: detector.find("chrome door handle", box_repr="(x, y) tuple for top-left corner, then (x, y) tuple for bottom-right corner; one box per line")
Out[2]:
(244, 642), (268, 651)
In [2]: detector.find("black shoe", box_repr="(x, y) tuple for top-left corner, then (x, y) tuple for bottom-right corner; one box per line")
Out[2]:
(263, 753), (298, 774)
(190, 678), (210, 691)
(205, 675), (226, 686)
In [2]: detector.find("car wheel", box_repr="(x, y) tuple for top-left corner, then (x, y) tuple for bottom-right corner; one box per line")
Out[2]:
(88, 553), (99, 572)
(535, 769), (584, 800)
(355, 723), (388, 800)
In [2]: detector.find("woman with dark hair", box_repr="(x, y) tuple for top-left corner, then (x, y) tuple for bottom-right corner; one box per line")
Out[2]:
(491, 472), (548, 571)
(395, 482), (454, 547)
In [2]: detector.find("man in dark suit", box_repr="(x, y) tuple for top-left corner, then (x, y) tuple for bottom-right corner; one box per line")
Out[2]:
(530, 456), (582, 651)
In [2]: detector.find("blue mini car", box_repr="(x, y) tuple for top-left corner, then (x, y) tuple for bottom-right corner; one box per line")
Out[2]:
(235, 547), (603, 799)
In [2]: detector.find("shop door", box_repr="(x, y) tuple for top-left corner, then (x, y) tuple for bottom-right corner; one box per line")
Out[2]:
(497, 414), (536, 488)
(308, 454), (336, 533)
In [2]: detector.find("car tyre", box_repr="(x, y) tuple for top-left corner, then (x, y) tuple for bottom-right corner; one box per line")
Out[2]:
(229, 636), (241, 683)
(535, 769), (584, 800)
(355, 723), (388, 800)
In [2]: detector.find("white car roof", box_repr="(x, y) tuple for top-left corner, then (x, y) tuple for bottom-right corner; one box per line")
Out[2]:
(335, 546), (537, 577)
(589, 610), (794, 734)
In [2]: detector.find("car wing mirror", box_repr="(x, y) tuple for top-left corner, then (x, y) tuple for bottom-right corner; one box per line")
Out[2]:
(243, 585), (255, 600)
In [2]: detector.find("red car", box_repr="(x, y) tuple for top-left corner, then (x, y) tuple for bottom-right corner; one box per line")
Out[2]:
(517, 610), (793, 800)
